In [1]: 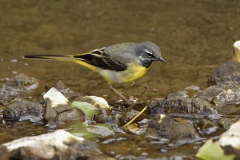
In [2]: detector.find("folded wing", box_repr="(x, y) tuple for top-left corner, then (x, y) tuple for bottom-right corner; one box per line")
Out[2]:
(73, 48), (127, 71)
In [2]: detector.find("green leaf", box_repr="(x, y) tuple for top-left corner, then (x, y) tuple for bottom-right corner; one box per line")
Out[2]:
(196, 139), (235, 160)
(67, 123), (114, 141)
(85, 123), (114, 137)
(70, 101), (98, 119)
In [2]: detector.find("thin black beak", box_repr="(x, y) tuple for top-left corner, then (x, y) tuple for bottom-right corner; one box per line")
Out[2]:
(158, 57), (167, 64)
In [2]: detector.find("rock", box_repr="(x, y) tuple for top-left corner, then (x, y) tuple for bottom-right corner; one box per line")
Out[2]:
(43, 87), (69, 108)
(208, 61), (240, 88)
(43, 88), (110, 127)
(43, 87), (71, 127)
(219, 120), (240, 149)
(233, 40), (240, 62)
(149, 87), (223, 120)
(145, 115), (195, 139)
(208, 41), (240, 87)
(184, 86), (200, 97)
(194, 85), (240, 115)
(208, 60), (240, 87)
(213, 89), (237, 106)
(197, 120), (240, 159)
(218, 118), (233, 130)
(0, 145), (8, 160)
(149, 96), (216, 115)
(82, 96), (110, 110)
(1, 130), (109, 159)
(234, 87), (240, 100)
(94, 114), (122, 133)
(57, 108), (85, 125)
(54, 80), (68, 91)
(3, 100), (44, 122)
(167, 90), (188, 100)
(0, 104), (4, 121)
(210, 87), (240, 115)
(125, 118), (149, 135)
(195, 86), (223, 102)
(195, 119), (219, 135)
(5, 73), (37, 87)
(125, 109), (141, 122)
(54, 80), (84, 101)
(0, 73), (38, 105)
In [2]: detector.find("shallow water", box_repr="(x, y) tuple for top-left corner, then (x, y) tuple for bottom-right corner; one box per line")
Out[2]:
(0, 0), (240, 159)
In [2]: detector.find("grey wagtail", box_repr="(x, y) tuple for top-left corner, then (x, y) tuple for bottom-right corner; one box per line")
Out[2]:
(23, 41), (167, 101)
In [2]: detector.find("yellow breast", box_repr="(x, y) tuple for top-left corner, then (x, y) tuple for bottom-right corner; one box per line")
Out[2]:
(97, 64), (149, 84)
(73, 58), (150, 84)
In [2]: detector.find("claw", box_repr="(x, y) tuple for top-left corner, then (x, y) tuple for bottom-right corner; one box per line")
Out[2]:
(140, 85), (158, 95)
(131, 82), (158, 95)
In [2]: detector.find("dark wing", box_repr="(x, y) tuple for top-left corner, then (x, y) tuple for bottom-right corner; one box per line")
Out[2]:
(73, 47), (127, 71)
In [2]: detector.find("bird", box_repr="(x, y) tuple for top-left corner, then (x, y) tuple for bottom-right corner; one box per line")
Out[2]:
(23, 41), (167, 101)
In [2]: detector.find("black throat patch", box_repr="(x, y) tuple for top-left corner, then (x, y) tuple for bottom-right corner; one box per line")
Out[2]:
(140, 59), (153, 68)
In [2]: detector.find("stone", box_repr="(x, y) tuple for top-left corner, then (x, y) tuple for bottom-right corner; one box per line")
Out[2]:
(43, 87), (69, 108)
(219, 120), (240, 149)
(57, 108), (85, 124)
(3, 100), (44, 122)
(1, 130), (108, 159)
(145, 115), (195, 139)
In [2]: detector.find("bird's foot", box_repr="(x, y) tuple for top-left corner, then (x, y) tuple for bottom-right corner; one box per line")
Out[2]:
(131, 83), (158, 95)
(140, 85), (158, 95)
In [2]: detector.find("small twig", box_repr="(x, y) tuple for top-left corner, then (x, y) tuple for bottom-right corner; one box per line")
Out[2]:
(124, 105), (148, 127)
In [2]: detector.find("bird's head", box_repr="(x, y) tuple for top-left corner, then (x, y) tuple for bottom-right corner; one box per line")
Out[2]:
(135, 41), (167, 68)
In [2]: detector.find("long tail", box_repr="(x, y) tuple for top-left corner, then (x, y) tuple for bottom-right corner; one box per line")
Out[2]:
(22, 54), (98, 72)
(22, 54), (74, 61)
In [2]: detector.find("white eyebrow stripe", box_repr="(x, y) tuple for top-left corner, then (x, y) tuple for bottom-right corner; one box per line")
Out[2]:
(145, 49), (152, 54)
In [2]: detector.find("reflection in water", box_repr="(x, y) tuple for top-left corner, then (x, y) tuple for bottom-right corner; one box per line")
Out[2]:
(0, 0), (239, 158)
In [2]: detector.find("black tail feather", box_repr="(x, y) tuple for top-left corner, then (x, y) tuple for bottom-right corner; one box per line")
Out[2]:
(22, 54), (72, 61)
(23, 54), (68, 58)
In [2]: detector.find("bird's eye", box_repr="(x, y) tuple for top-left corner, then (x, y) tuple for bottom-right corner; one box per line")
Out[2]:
(145, 49), (155, 59)
(145, 49), (153, 55)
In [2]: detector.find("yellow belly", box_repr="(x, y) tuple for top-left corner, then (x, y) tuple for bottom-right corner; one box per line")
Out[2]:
(73, 59), (149, 84)
(97, 64), (149, 84)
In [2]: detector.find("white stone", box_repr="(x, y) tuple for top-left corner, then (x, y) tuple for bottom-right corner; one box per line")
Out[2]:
(233, 41), (240, 51)
(43, 87), (69, 107)
(233, 40), (240, 61)
(3, 130), (84, 152)
(84, 96), (109, 109)
(219, 120), (240, 149)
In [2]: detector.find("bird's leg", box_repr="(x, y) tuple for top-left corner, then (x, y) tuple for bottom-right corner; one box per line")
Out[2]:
(131, 82), (158, 95)
(109, 84), (128, 101)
